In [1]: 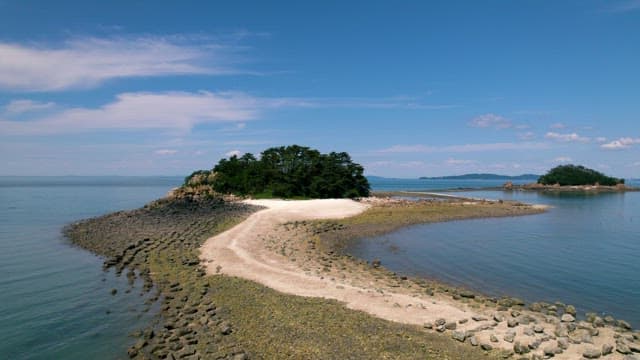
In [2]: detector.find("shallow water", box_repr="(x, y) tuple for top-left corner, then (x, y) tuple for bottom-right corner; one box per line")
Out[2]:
(356, 179), (640, 327)
(0, 176), (182, 359)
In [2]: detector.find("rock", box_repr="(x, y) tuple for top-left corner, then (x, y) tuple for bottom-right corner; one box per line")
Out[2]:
(459, 318), (468, 324)
(531, 354), (543, 360)
(618, 320), (633, 331)
(618, 343), (632, 354)
(544, 345), (561, 356)
(445, 322), (457, 330)
(583, 347), (602, 358)
(423, 321), (433, 329)
(452, 331), (466, 342)
(581, 333), (593, 344)
(561, 314), (575, 322)
(511, 310), (521, 318)
(629, 342), (640, 353)
(593, 316), (605, 327)
(534, 324), (544, 333)
(504, 331), (516, 343)
(111, 288), (118, 295)
(472, 315), (488, 321)
(528, 339), (541, 350)
(602, 344), (613, 355)
(371, 259), (381, 268)
(435, 318), (446, 326)
(490, 334), (499, 343)
(469, 336), (478, 346)
(604, 315), (616, 325)
(481, 343), (493, 351)
(494, 313), (505, 322)
(523, 327), (534, 336)
(219, 321), (232, 335)
(623, 355), (640, 360)
(507, 319), (519, 328)
(435, 325), (446, 332)
(558, 338), (569, 350)
(555, 324), (569, 337)
(514, 341), (530, 355)
(232, 353), (248, 360)
(459, 290), (475, 299)
(529, 302), (543, 312)
(565, 305), (576, 316)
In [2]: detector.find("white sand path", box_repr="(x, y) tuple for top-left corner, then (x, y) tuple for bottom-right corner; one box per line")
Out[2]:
(200, 199), (626, 359)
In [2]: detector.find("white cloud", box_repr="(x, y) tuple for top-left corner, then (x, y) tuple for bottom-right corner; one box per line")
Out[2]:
(379, 142), (548, 154)
(4, 99), (55, 113)
(595, 137), (608, 143)
(600, 137), (640, 150)
(154, 149), (178, 155)
(225, 150), (242, 157)
(0, 36), (240, 91)
(550, 122), (566, 129)
(0, 91), (272, 135)
(544, 132), (590, 143)
(468, 113), (512, 129)
(554, 156), (572, 163)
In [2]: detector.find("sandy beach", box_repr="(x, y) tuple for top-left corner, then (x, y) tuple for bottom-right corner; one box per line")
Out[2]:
(200, 198), (632, 359)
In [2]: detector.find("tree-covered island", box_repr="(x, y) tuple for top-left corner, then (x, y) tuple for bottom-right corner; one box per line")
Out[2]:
(537, 164), (624, 186)
(181, 145), (370, 199)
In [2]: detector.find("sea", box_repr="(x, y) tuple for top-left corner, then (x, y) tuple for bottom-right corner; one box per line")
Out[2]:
(0, 176), (638, 359)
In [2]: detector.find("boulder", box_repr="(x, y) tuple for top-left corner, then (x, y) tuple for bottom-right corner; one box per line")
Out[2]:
(490, 334), (499, 343)
(469, 336), (478, 346)
(583, 347), (602, 359)
(451, 331), (466, 342)
(565, 305), (576, 316)
(481, 343), (493, 351)
(507, 319), (519, 328)
(445, 322), (457, 330)
(504, 331), (516, 343)
(602, 343), (613, 355)
(561, 314), (575, 322)
(513, 342), (530, 354)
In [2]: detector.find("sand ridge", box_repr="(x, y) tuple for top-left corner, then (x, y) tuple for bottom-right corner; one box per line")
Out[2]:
(200, 198), (630, 359)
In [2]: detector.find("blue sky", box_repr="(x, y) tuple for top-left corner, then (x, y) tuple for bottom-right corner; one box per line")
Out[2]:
(0, 1), (639, 178)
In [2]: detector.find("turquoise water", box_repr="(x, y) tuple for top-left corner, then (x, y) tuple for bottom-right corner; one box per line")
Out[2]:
(357, 179), (640, 327)
(0, 176), (182, 359)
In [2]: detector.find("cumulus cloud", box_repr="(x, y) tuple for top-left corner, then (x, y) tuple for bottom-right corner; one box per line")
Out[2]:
(4, 99), (55, 113)
(468, 113), (512, 129)
(0, 36), (240, 91)
(554, 156), (572, 163)
(0, 91), (277, 135)
(544, 132), (590, 143)
(600, 137), (640, 150)
(595, 137), (608, 143)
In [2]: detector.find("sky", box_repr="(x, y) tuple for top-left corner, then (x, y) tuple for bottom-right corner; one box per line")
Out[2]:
(0, 1), (639, 178)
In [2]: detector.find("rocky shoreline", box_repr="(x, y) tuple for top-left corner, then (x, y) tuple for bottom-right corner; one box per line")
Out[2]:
(64, 195), (640, 359)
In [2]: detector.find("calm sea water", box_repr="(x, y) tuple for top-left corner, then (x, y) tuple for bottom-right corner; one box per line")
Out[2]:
(361, 178), (640, 327)
(2, 176), (638, 359)
(0, 176), (183, 359)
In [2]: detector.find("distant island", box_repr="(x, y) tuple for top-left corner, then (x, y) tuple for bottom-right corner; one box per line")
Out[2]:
(537, 164), (624, 186)
(420, 173), (540, 180)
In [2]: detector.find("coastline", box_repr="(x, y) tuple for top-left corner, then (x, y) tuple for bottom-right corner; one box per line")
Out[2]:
(65, 195), (640, 359)
(201, 196), (637, 359)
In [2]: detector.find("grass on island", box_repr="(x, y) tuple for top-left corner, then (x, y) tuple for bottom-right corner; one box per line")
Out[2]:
(65, 197), (515, 359)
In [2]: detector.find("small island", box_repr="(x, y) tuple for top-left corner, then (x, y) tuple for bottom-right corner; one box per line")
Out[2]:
(504, 164), (636, 192)
(175, 145), (370, 199)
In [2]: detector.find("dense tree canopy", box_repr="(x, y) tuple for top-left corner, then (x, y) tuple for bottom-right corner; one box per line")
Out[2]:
(538, 165), (624, 186)
(183, 145), (370, 198)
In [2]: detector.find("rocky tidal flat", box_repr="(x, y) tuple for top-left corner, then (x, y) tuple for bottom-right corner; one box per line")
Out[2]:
(64, 195), (640, 359)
